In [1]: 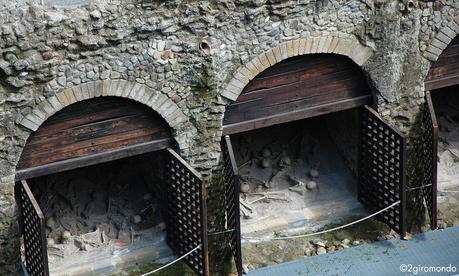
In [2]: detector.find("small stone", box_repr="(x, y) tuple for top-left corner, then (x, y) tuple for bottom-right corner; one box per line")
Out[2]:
(342, 238), (350, 245)
(352, 240), (360, 246)
(316, 247), (327, 255)
(306, 181), (317, 190)
(133, 215), (142, 224)
(242, 264), (249, 274)
(312, 239), (326, 247)
(90, 10), (102, 19)
(157, 40), (166, 51)
(327, 245), (336, 253)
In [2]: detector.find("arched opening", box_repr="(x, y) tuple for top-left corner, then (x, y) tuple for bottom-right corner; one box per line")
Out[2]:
(221, 54), (407, 273)
(424, 35), (459, 229)
(15, 97), (209, 276)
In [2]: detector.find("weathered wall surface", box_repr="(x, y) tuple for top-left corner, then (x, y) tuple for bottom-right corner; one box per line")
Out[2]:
(0, 0), (458, 273)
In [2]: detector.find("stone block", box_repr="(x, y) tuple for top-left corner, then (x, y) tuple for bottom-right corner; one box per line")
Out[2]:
(304, 38), (313, 54)
(273, 45), (283, 63)
(430, 38), (447, 51)
(102, 80), (110, 96)
(72, 85), (84, 101)
(108, 79), (121, 96)
(266, 50), (276, 65)
(298, 39), (307, 55)
(64, 88), (77, 104)
(350, 45), (373, 66)
(287, 40), (295, 57)
(239, 66), (255, 81)
(441, 25), (457, 40)
(39, 100), (55, 117)
(20, 117), (39, 131)
(24, 113), (42, 127)
(257, 53), (270, 69)
(56, 91), (70, 107)
(293, 39), (300, 56)
(436, 31), (452, 45)
(48, 96), (63, 111)
(281, 42), (288, 60)
(150, 93), (168, 110)
(94, 81), (103, 97)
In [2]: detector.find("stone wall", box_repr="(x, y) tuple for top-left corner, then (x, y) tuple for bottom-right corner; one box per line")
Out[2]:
(0, 0), (458, 273)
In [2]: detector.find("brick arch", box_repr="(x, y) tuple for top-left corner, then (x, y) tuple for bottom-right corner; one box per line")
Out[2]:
(424, 16), (459, 62)
(17, 80), (190, 149)
(221, 35), (374, 101)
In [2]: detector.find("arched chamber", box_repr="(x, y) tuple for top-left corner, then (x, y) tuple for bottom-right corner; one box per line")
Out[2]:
(220, 54), (414, 274)
(15, 97), (209, 276)
(423, 35), (459, 229)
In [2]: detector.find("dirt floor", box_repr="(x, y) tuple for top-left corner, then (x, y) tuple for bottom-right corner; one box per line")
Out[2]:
(231, 118), (366, 239)
(27, 155), (172, 275)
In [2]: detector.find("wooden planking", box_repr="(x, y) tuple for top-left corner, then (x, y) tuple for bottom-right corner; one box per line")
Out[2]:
(17, 97), (172, 172)
(223, 54), (372, 134)
(426, 36), (459, 91)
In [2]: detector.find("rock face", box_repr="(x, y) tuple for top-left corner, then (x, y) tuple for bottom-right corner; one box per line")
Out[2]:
(0, 0), (458, 274)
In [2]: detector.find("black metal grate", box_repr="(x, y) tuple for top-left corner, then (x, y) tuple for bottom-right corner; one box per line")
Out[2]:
(221, 136), (243, 275)
(359, 106), (407, 237)
(165, 149), (209, 276)
(421, 92), (438, 229)
(16, 180), (49, 276)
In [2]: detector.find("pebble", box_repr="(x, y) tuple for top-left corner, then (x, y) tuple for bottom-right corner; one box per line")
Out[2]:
(352, 240), (360, 246)
(341, 238), (350, 245)
(316, 247), (327, 255)
(312, 239), (326, 247)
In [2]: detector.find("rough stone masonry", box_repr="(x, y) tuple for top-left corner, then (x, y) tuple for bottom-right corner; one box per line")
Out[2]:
(0, 0), (458, 274)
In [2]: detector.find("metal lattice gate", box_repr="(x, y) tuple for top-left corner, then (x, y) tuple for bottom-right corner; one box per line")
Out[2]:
(221, 136), (243, 275)
(16, 180), (49, 276)
(359, 106), (407, 237)
(165, 148), (210, 276)
(421, 92), (438, 229)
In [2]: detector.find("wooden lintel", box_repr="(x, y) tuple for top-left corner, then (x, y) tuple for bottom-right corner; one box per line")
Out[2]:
(15, 138), (173, 181)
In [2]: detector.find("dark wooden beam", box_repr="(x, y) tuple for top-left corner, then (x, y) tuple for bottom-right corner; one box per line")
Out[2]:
(222, 95), (372, 135)
(15, 138), (173, 181)
(425, 75), (459, 91)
